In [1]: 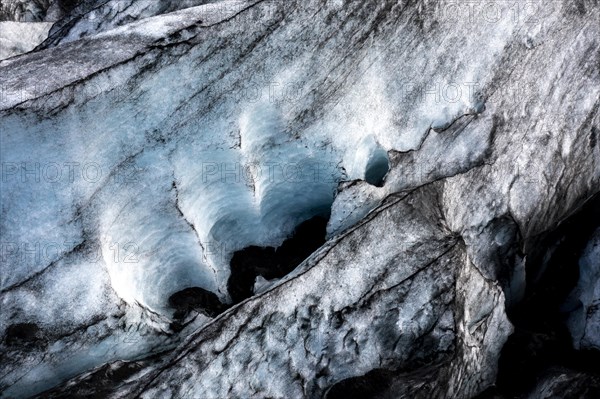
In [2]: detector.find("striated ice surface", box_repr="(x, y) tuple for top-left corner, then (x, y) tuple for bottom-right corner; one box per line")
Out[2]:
(38, 0), (216, 49)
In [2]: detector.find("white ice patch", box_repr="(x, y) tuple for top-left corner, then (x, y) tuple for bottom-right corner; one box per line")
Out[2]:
(0, 21), (52, 60)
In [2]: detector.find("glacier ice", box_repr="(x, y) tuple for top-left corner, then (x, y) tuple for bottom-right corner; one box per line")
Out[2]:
(0, 0), (599, 398)
(569, 226), (600, 350)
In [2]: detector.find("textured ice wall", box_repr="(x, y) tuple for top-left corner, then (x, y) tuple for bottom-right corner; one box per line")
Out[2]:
(0, 0), (55, 22)
(569, 228), (600, 350)
(0, 0), (599, 397)
(114, 186), (512, 399)
(38, 0), (216, 48)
